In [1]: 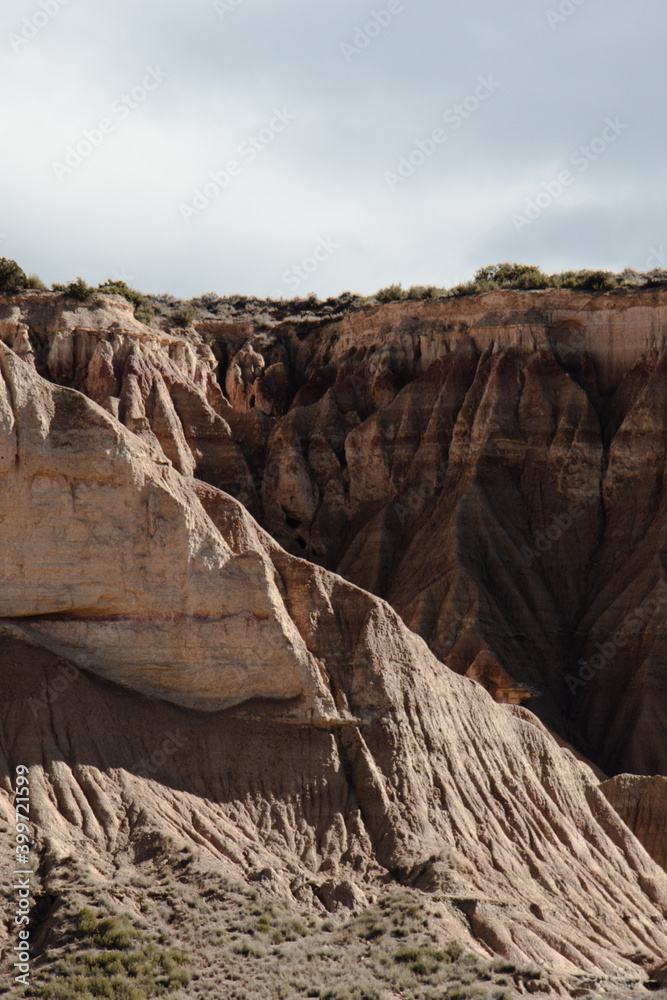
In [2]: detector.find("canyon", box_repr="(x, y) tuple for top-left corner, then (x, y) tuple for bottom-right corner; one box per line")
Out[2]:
(1, 285), (666, 997)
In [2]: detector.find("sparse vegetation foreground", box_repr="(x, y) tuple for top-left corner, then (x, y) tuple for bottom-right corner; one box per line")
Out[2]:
(20, 873), (558, 1000)
(17, 840), (660, 1000)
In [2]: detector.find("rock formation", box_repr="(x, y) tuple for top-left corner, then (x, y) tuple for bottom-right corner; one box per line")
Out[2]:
(3, 287), (665, 776)
(1, 288), (667, 993)
(0, 343), (336, 717)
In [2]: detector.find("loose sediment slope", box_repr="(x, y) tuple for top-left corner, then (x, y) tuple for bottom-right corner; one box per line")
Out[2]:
(0, 327), (667, 992)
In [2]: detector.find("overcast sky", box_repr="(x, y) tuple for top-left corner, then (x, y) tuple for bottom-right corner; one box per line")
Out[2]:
(2, 0), (665, 299)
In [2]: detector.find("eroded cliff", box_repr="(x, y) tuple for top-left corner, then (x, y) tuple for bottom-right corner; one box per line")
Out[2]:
(3, 287), (665, 776)
(1, 287), (667, 995)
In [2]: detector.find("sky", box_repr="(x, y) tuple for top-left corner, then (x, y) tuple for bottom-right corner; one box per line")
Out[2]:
(1, 0), (666, 299)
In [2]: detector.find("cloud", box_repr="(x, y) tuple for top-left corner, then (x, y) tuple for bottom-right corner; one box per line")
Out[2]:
(2, 0), (666, 297)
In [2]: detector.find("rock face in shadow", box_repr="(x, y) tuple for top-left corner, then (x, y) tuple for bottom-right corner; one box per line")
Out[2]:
(2, 287), (667, 781)
(601, 774), (667, 871)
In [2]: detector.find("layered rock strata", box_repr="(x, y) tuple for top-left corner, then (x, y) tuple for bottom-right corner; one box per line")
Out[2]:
(2, 288), (666, 778)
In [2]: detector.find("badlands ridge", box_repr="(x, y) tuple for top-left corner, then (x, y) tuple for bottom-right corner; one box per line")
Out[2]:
(1, 285), (666, 996)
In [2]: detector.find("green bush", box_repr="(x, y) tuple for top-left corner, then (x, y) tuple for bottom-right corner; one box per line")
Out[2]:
(77, 908), (98, 937)
(32, 910), (189, 1000)
(448, 263), (627, 296)
(62, 277), (96, 302)
(445, 940), (464, 960)
(558, 268), (617, 291)
(449, 281), (480, 297)
(88, 977), (114, 998)
(643, 268), (667, 286)
(490, 958), (515, 974)
(361, 922), (386, 941)
(451, 262), (552, 295)
(474, 262), (552, 289)
(393, 947), (420, 963)
(407, 284), (440, 299)
(83, 951), (125, 974)
(96, 916), (134, 950)
(0, 257), (29, 293)
(158, 948), (187, 974)
(171, 303), (200, 328)
(26, 273), (47, 289)
(411, 955), (439, 976)
(166, 967), (191, 987)
(269, 918), (308, 943)
(517, 964), (541, 980)
(375, 283), (406, 303)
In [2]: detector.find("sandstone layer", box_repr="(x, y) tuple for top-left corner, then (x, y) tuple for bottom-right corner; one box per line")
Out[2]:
(0, 342), (333, 717)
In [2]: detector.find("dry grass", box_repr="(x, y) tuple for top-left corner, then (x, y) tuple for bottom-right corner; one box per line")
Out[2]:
(27, 907), (190, 999)
(11, 854), (658, 1000)
(17, 869), (529, 1000)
